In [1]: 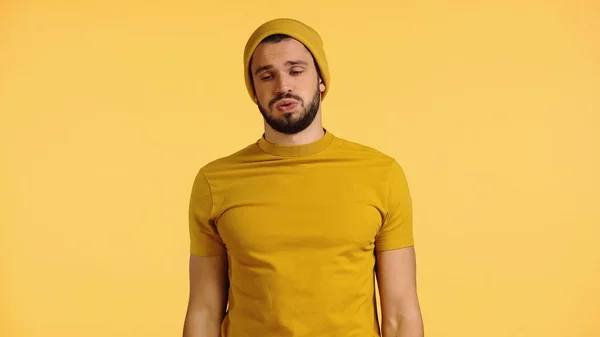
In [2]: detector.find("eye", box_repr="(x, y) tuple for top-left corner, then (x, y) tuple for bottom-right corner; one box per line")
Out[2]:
(260, 74), (273, 81)
(290, 69), (304, 75)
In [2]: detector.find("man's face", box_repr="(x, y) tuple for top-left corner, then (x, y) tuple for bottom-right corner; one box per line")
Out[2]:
(250, 38), (326, 135)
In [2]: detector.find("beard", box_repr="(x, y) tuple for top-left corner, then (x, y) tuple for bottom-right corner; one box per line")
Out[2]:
(257, 83), (321, 135)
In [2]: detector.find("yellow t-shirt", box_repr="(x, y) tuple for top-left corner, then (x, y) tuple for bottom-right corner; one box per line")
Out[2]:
(188, 130), (414, 337)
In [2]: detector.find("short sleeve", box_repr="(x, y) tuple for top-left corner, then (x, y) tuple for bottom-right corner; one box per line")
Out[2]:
(188, 169), (226, 256)
(375, 160), (414, 251)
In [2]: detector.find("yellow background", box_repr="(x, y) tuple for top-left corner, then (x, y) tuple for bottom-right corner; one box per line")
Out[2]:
(2, 0), (599, 336)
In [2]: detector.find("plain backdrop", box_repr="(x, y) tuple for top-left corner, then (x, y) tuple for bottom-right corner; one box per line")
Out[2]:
(1, 0), (599, 336)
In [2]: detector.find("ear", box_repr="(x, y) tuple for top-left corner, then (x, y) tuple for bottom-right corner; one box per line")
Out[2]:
(319, 78), (326, 93)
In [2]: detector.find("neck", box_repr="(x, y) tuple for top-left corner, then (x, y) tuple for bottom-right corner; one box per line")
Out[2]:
(263, 113), (325, 146)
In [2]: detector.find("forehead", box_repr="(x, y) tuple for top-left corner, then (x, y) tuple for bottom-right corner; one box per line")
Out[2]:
(250, 38), (314, 70)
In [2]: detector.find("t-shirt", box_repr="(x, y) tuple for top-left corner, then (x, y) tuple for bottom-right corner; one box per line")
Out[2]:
(188, 129), (414, 337)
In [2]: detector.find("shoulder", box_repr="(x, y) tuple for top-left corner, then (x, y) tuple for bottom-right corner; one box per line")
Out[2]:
(192, 140), (262, 182)
(331, 134), (398, 166)
(330, 134), (409, 187)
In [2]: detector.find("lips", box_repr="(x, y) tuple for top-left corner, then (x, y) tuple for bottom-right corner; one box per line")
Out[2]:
(275, 99), (299, 112)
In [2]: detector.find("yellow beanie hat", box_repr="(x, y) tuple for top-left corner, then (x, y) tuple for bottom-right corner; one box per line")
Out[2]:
(243, 18), (330, 103)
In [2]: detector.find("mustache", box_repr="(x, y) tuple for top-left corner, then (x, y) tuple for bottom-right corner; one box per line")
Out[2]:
(269, 93), (303, 109)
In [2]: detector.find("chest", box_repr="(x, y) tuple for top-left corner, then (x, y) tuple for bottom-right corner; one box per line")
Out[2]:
(213, 168), (385, 255)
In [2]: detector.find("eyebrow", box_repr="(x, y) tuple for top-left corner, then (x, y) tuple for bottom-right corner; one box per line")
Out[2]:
(254, 60), (308, 76)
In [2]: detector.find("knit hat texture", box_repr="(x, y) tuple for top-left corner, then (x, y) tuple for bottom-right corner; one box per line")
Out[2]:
(243, 18), (330, 103)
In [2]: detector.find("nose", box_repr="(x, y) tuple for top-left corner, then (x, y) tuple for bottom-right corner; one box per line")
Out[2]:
(275, 74), (293, 95)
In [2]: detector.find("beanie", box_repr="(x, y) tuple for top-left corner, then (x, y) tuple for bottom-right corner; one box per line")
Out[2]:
(243, 18), (330, 103)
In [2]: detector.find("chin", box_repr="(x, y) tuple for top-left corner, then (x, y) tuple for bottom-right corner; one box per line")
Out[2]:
(271, 108), (298, 118)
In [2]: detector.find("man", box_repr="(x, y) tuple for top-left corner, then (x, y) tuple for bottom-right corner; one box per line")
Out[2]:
(182, 18), (424, 337)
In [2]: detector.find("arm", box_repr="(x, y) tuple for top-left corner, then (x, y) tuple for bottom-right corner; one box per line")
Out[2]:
(376, 246), (423, 337)
(184, 169), (228, 336)
(374, 160), (423, 336)
(182, 254), (229, 337)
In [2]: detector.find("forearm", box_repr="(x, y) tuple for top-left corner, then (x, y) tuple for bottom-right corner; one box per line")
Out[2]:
(381, 310), (424, 337)
(182, 308), (224, 337)
(184, 254), (229, 337)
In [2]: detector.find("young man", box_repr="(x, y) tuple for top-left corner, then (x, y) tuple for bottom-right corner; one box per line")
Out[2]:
(182, 18), (424, 337)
